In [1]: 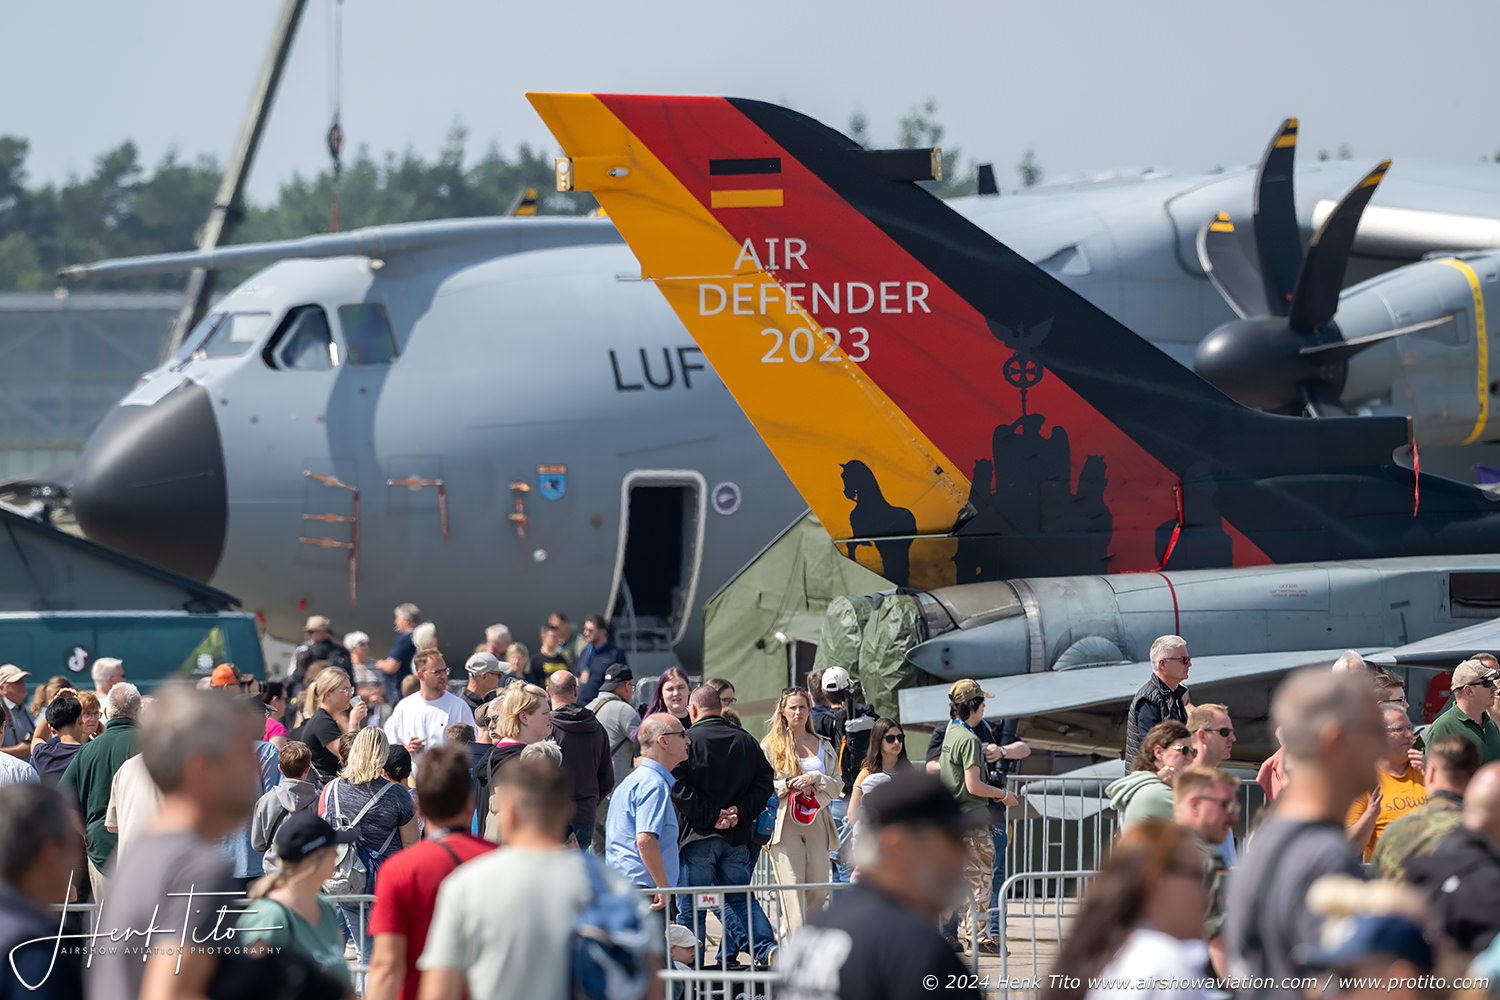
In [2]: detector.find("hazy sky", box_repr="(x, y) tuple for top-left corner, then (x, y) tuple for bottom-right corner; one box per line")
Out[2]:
(6, 0), (1498, 207)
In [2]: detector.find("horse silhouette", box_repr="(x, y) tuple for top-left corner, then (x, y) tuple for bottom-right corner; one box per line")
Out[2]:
(840, 460), (917, 584)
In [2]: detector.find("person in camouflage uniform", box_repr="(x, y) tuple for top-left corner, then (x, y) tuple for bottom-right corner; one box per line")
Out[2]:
(1171, 764), (1240, 980)
(1373, 734), (1480, 880)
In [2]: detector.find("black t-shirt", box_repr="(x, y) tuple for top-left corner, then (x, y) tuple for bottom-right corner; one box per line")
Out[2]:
(303, 708), (344, 780)
(777, 882), (979, 1000)
(530, 651), (568, 685)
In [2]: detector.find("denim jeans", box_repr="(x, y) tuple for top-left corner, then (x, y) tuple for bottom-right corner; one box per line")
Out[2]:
(674, 837), (776, 964)
(988, 825), (1009, 938)
(569, 822), (594, 852)
(827, 795), (851, 883)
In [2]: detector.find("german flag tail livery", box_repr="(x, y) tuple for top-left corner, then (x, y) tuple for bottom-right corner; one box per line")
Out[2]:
(530, 93), (1479, 589)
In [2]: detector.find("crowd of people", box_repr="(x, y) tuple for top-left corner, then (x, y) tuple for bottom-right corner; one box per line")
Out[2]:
(4, 614), (1500, 998)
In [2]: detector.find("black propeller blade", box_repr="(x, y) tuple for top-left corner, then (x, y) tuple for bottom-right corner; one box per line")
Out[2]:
(1252, 118), (1302, 317)
(1287, 161), (1390, 334)
(1194, 118), (1395, 415)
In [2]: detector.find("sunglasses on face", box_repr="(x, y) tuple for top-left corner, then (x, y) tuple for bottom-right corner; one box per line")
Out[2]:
(1474, 679), (1496, 689)
(1170, 745), (1198, 758)
(884, 733), (905, 744)
(1199, 795), (1241, 816)
(1201, 727), (1234, 738)
(1161, 656), (1192, 666)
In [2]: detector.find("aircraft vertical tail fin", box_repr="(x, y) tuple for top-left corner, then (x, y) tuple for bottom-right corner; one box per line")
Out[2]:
(528, 93), (1417, 588)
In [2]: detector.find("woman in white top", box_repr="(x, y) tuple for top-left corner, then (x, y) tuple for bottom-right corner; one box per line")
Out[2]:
(760, 687), (843, 938)
(1041, 819), (1211, 1000)
(846, 717), (910, 872)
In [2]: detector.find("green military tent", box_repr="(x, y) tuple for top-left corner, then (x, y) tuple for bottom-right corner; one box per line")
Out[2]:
(702, 511), (890, 734)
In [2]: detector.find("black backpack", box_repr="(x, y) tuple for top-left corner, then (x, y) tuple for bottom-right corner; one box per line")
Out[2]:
(824, 704), (877, 790)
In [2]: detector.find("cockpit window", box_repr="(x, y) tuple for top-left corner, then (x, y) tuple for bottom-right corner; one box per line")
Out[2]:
(188, 312), (273, 360)
(338, 303), (400, 365)
(266, 306), (337, 371)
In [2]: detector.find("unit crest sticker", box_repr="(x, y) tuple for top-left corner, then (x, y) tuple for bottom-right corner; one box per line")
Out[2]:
(712, 482), (742, 516)
(538, 465), (568, 501)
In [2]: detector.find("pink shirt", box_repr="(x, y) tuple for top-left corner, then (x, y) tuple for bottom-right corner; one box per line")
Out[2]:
(264, 717), (287, 742)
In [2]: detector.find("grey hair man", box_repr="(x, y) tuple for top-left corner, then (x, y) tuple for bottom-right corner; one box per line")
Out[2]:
(0, 783), (86, 997)
(484, 624), (514, 660)
(91, 657), (125, 720)
(1224, 669), (1383, 997)
(1331, 650), (1367, 673)
(376, 602), (423, 703)
(60, 681), (142, 900)
(87, 687), (263, 1000)
(1124, 634), (1192, 762)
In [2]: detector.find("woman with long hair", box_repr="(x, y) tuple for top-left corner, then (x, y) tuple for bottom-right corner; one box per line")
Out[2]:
(1041, 820), (1210, 1000)
(504, 642), (531, 683)
(1106, 721), (1196, 831)
(301, 669), (367, 785)
(476, 683), (553, 839)
(236, 812), (356, 998)
(320, 727), (417, 963)
(637, 666), (691, 740)
(261, 681), (290, 747)
(761, 686), (844, 937)
(847, 717), (909, 825)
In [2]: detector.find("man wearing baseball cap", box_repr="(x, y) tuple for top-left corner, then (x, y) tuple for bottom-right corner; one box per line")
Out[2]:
(776, 769), (983, 999)
(1426, 658), (1500, 764)
(937, 679), (1017, 956)
(209, 663), (242, 689)
(0, 665), (34, 761)
(460, 652), (504, 713)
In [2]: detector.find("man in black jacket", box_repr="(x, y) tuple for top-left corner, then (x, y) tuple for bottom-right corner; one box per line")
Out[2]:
(1124, 634), (1192, 762)
(673, 685), (777, 969)
(1405, 762), (1500, 953)
(546, 671), (615, 850)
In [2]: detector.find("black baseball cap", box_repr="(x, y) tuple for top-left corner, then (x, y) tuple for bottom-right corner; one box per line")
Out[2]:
(274, 812), (356, 863)
(385, 744), (413, 781)
(601, 663), (634, 690)
(862, 769), (987, 837)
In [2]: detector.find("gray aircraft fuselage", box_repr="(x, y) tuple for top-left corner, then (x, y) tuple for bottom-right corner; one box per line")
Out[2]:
(69, 159), (1500, 667)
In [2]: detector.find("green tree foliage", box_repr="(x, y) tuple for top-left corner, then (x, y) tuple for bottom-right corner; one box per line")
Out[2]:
(1018, 149), (1043, 188)
(847, 100), (977, 198)
(0, 122), (588, 291)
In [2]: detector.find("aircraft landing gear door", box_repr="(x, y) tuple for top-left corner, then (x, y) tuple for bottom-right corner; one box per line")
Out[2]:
(607, 471), (706, 656)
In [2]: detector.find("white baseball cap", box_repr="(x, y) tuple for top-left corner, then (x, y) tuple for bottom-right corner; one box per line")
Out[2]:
(821, 666), (852, 692)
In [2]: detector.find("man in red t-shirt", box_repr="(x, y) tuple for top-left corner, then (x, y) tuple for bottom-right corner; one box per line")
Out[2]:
(366, 744), (495, 1000)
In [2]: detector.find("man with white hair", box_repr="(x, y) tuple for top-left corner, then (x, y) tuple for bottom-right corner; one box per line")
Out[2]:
(377, 602), (423, 705)
(1124, 635), (1193, 763)
(484, 624), (513, 660)
(1331, 650), (1367, 673)
(91, 656), (125, 720)
(60, 681), (142, 900)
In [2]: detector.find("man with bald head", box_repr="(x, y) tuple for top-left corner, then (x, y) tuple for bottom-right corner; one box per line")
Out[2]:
(1225, 668), (1384, 995)
(672, 684), (778, 969)
(1406, 762), (1500, 952)
(605, 712), (689, 909)
(547, 669), (613, 849)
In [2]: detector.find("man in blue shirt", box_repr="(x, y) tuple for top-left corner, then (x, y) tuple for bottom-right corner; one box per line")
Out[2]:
(377, 603), (422, 705)
(577, 615), (629, 705)
(605, 712), (689, 910)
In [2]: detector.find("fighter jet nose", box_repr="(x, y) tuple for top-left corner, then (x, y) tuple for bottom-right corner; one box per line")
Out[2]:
(72, 381), (227, 582)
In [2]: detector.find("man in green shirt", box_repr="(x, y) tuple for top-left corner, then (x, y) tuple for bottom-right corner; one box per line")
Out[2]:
(938, 679), (1017, 955)
(60, 682), (141, 900)
(1426, 660), (1500, 764)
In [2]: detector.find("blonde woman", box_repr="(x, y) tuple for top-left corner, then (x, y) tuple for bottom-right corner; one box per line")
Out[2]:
(236, 812), (356, 998)
(505, 642), (531, 682)
(761, 686), (844, 937)
(476, 683), (552, 839)
(321, 727), (417, 962)
(301, 669), (366, 784)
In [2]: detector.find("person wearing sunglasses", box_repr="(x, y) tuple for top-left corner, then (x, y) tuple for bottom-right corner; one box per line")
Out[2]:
(1425, 659), (1500, 765)
(1172, 765), (1241, 979)
(1345, 705), (1429, 862)
(1108, 721), (1196, 832)
(1123, 635), (1193, 765)
(1186, 703), (1240, 866)
(845, 719), (911, 854)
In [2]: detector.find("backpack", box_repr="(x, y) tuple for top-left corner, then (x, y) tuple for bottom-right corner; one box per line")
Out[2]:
(570, 853), (650, 1000)
(322, 779), (397, 895)
(835, 704), (878, 790)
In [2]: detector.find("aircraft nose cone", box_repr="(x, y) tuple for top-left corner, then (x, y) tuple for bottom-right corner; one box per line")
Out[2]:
(72, 381), (227, 581)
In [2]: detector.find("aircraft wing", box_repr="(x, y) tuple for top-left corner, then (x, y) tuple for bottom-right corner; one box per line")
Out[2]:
(897, 647), (1361, 723)
(1364, 618), (1500, 667)
(58, 217), (617, 280)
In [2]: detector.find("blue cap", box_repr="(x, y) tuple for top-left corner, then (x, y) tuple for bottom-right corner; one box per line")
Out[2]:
(1303, 915), (1433, 972)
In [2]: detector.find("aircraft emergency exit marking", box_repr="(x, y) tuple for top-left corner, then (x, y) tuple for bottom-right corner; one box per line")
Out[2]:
(701, 238), (931, 364)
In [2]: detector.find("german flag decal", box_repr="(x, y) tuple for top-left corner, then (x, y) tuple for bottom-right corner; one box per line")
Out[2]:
(709, 157), (782, 208)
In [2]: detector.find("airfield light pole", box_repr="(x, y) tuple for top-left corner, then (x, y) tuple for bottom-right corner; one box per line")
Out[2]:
(162, 0), (309, 360)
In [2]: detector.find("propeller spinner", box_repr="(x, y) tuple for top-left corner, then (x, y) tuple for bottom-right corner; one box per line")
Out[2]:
(1193, 119), (1404, 416)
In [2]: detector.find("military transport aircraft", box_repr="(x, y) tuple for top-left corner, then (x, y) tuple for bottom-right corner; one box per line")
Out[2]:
(528, 91), (1500, 755)
(59, 114), (1500, 673)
